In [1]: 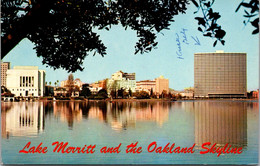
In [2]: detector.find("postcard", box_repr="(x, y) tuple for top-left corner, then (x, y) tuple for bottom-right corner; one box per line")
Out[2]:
(1, 0), (259, 164)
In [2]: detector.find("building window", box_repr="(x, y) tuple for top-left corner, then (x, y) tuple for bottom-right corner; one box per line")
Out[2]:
(23, 76), (25, 87)
(32, 77), (34, 87)
(26, 76), (28, 87)
(29, 77), (31, 87)
(20, 76), (22, 87)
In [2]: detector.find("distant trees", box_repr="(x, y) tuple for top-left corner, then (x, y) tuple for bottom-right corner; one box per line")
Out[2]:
(160, 90), (168, 98)
(129, 89), (132, 97)
(97, 89), (108, 98)
(88, 89), (108, 100)
(80, 86), (91, 98)
(1, 86), (11, 93)
(54, 80), (59, 87)
(133, 91), (150, 99)
(1, 86), (14, 97)
(117, 88), (124, 98)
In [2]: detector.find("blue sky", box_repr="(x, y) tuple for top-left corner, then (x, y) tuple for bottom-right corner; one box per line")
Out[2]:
(2, 0), (259, 91)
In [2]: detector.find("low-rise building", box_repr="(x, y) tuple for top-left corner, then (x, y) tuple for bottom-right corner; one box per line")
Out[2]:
(61, 78), (84, 90)
(136, 80), (156, 94)
(6, 66), (45, 97)
(54, 87), (68, 97)
(248, 89), (259, 99)
(89, 81), (103, 94)
(107, 71), (136, 95)
(252, 89), (259, 99)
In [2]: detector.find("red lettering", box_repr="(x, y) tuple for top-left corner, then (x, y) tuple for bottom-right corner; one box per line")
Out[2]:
(19, 142), (31, 153)
(155, 147), (162, 153)
(126, 142), (142, 153)
(200, 142), (243, 157)
(180, 147), (187, 153)
(200, 142), (211, 154)
(100, 143), (121, 153)
(162, 143), (170, 153)
(87, 145), (96, 153)
(209, 143), (217, 154)
(52, 141), (68, 153)
(147, 141), (157, 153)
(187, 144), (195, 153)
(237, 147), (243, 154)
(52, 142), (96, 154)
(173, 147), (180, 153)
(19, 142), (48, 154)
(169, 143), (175, 153)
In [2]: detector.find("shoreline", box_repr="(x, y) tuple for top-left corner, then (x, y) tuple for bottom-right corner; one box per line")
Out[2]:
(2, 96), (258, 103)
(41, 98), (258, 102)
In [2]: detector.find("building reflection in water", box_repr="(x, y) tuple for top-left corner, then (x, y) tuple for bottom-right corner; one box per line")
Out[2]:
(1, 102), (45, 138)
(1, 101), (252, 140)
(88, 101), (169, 131)
(50, 101), (169, 131)
(194, 101), (247, 147)
(53, 101), (84, 129)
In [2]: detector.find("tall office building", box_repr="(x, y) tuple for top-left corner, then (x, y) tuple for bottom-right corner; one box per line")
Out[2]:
(6, 66), (45, 97)
(194, 51), (247, 98)
(1, 62), (10, 87)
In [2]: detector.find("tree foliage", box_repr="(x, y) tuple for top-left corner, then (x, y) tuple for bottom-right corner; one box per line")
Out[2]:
(1, 0), (259, 72)
(2, 0), (189, 72)
(235, 0), (259, 34)
(192, 0), (226, 46)
(191, 0), (259, 46)
(134, 91), (150, 99)
(80, 86), (91, 97)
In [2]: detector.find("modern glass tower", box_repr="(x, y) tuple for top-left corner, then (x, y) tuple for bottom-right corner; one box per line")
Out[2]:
(194, 51), (247, 98)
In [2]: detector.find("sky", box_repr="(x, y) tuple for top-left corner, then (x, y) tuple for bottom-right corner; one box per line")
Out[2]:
(2, 0), (259, 91)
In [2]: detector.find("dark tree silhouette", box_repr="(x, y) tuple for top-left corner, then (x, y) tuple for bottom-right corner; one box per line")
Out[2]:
(1, 0), (259, 72)
(191, 0), (259, 46)
(235, 0), (259, 34)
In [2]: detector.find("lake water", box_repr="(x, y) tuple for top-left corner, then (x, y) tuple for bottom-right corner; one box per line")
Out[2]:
(1, 100), (259, 164)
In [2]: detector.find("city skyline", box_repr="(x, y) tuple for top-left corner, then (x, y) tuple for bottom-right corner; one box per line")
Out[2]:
(2, 1), (259, 91)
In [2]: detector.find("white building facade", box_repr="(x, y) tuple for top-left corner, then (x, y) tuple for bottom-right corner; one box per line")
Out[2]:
(107, 71), (136, 95)
(6, 66), (45, 97)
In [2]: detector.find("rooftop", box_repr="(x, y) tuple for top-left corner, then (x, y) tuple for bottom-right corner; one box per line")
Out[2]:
(13, 66), (39, 70)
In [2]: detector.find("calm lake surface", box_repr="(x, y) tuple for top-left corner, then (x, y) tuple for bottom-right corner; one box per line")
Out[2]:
(1, 100), (259, 164)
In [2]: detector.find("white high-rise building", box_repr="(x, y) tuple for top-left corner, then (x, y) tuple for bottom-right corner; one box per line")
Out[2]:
(6, 66), (45, 97)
